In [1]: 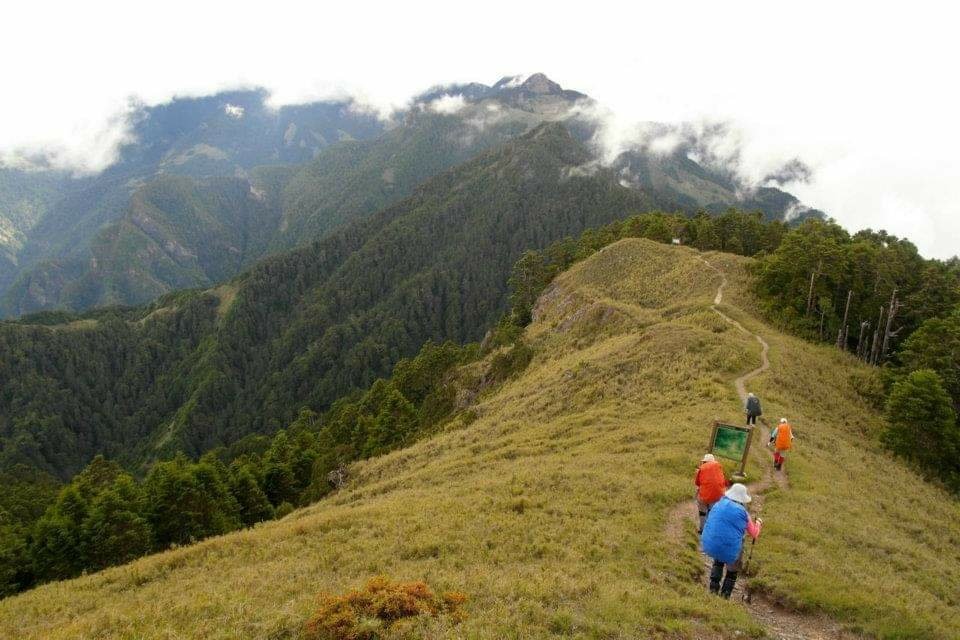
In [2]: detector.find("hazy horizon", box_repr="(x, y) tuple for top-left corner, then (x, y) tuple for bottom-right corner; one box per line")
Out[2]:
(3, 0), (958, 258)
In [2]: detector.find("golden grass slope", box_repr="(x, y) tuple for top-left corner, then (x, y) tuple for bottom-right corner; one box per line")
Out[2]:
(2, 238), (958, 639)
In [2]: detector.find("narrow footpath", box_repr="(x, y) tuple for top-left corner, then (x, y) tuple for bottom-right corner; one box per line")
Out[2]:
(664, 254), (863, 640)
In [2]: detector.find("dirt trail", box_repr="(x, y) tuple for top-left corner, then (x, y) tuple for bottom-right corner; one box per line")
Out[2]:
(662, 254), (861, 640)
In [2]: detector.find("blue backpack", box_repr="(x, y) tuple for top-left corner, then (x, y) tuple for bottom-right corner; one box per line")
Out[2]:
(701, 497), (748, 564)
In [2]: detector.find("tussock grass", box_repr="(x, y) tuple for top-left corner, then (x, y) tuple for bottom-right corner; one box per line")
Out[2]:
(2, 238), (957, 639)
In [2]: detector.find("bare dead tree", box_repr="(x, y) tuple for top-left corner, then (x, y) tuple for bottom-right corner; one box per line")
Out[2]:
(327, 465), (348, 489)
(856, 320), (870, 359)
(806, 259), (823, 315)
(880, 289), (903, 362)
(836, 289), (853, 350)
(869, 305), (885, 365)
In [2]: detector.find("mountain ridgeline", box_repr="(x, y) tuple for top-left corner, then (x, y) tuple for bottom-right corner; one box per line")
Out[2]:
(1, 73), (820, 317)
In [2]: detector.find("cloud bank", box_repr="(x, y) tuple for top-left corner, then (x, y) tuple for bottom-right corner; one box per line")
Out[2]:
(1, 0), (957, 258)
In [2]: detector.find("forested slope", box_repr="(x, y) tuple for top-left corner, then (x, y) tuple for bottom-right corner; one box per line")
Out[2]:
(0, 90), (384, 315)
(0, 123), (659, 479)
(1, 109), (540, 316)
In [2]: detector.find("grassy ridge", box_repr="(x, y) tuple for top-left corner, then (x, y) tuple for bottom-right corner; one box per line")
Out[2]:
(2, 239), (957, 639)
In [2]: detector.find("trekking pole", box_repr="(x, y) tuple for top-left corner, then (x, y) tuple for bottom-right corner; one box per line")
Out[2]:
(740, 537), (757, 603)
(740, 516), (762, 603)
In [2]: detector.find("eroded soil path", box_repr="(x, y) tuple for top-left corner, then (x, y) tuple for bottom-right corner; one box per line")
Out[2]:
(663, 254), (862, 639)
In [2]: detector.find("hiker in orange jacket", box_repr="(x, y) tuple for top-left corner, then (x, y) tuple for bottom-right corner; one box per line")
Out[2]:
(694, 453), (728, 533)
(768, 418), (795, 471)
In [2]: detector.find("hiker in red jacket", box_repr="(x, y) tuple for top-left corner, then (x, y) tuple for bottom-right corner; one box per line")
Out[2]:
(694, 453), (728, 533)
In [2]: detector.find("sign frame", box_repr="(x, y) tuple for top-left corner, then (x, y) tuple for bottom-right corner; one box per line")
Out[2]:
(707, 420), (754, 480)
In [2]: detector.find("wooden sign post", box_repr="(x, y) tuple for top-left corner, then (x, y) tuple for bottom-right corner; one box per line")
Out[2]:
(707, 421), (754, 481)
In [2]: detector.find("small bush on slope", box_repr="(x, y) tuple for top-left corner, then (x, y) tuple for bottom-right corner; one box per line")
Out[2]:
(304, 576), (466, 640)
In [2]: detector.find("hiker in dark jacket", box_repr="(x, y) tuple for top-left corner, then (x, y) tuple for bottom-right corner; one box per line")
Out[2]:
(701, 483), (762, 598)
(745, 392), (762, 425)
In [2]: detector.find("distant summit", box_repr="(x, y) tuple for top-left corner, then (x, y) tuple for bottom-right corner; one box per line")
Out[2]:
(416, 73), (587, 112)
(492, 72), (586, 99)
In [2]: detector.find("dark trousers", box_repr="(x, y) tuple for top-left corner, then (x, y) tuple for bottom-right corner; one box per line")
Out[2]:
(709, 557), (741, 598)
(746, 414), (757, 425)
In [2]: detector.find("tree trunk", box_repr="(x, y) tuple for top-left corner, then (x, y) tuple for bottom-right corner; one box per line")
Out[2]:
(856, 320), (870, 359)
(880, 289), (900, 361)
(870, 306), (885, 365)
(836, 289), (853, 350)
(806, 259), (823, 316)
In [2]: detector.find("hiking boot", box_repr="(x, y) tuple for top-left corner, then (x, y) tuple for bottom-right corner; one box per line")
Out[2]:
(720, 571), (738, 598)
(709, 560), (723, 594)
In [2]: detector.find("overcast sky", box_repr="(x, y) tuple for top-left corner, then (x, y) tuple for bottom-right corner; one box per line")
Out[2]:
(2, 1), (958, 258)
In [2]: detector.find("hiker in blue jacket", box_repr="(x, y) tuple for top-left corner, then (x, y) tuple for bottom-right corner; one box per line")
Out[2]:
(700, 483), (762, 598)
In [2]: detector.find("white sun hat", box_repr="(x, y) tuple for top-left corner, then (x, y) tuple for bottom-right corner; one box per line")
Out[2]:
(702, 453), (716, 462)
(780, 418), (788, 424)
(725, 483), (752, 504)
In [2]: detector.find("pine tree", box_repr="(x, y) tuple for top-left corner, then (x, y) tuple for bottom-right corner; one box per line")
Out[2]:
(81, 476), (152, 570)
(230, 466), (274, 526)
(884, 369), (960, 485)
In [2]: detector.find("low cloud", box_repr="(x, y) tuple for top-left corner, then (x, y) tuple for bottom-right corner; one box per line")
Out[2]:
(568, 101), (818, 203)
(224, 103), (245, 118)
(499, 74), (530, 88)
(762, 158), (813, 187)
(0, 102), (136, 174)
(427, 94), (467, 115)
(783, 202), (811, 222)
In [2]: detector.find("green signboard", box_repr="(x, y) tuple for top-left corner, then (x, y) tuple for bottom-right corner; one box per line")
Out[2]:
(708, 421), (754, 478)
(712, 424), (749, 460)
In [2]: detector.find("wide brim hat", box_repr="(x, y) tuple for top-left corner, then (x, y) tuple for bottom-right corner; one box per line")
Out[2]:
(725, 483), (752, 504)
(702, 453), (716, 462)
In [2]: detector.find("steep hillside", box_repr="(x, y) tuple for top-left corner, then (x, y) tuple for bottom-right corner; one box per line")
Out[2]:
(0, 169), (69, 289)
(0, 91), (384, 311)
(2, 74), (824, 317)
(2, 175), (279, 312)
(3, 239), (956, 639)
(0, 79), (571, 316)
(0, 123), (660, 479)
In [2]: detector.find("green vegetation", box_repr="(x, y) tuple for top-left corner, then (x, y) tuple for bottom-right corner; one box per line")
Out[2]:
(884, 370), (959, 489)
(754, 219), (959, 355)
(3, 239), (957, 639)
(0, 206), (788, 597)
(752, 218), (960, 488)
(1, 109), (533, 316)
(0, 90), (384, 316)
(0, 123), (657, 481)
(0, 334), (519, 595)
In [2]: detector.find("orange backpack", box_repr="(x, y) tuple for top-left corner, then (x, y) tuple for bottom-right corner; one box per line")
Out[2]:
(775, 423), (793, 450)
(696, 461), (727, 504)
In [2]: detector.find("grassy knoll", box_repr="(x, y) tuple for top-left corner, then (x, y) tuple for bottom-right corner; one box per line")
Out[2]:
(2, 238), (957, 639)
